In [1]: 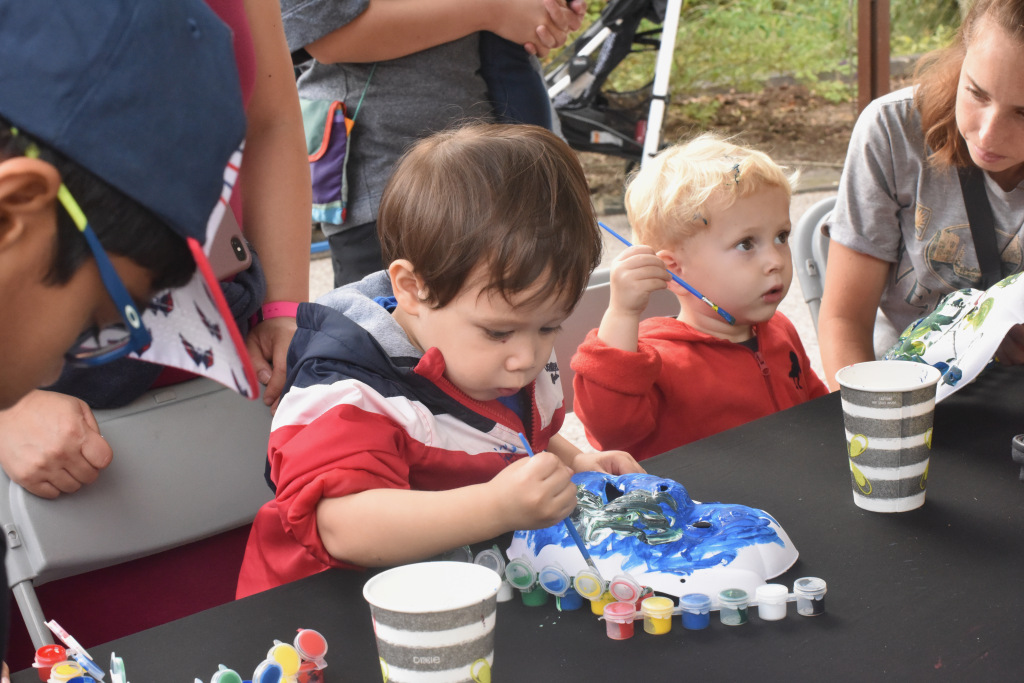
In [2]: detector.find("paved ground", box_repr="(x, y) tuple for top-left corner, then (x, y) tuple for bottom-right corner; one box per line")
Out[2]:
(307, 181), (837, 450)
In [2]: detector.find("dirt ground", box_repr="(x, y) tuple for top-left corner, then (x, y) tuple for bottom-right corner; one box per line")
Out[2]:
(578, 79), (912, 208)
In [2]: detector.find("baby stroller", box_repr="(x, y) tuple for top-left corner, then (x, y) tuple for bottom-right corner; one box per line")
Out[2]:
(545, 0), (681, 168)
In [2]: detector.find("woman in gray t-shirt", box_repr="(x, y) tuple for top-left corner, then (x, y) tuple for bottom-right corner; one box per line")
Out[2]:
(819, 0), (1024, 389)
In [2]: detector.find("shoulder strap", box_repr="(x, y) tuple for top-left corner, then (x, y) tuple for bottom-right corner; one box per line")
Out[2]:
(958, 165), (1002, 288)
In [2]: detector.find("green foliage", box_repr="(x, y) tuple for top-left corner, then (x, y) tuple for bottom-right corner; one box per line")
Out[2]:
(558, 0), (962, 104)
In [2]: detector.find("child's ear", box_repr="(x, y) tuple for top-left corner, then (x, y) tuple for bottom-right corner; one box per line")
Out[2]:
(0, 157), (62, 250)
(388, 259), (429, 315)
(656, 248), (683, 275)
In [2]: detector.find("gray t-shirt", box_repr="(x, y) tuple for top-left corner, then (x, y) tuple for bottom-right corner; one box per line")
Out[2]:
(829, 86), (1024, 335)
(282, 0), (493, 234)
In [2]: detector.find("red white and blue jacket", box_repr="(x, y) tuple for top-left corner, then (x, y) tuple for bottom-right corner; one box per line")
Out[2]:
(237, 273), (565, 597)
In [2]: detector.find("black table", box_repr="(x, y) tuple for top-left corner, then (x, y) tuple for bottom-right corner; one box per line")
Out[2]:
(15, 366), (1024, 681)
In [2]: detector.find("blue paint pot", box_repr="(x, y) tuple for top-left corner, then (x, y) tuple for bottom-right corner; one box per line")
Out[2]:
(556, 586), (585, 611)
(679, 592), (712, 630)
(538, 565), (571, 596)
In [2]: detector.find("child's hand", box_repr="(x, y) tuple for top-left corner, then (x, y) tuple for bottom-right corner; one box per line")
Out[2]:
(608, 245), (671, 317)
(570, 450), (646, 475)
(489, 450), (578, 529)
(598, 245), (671, 352)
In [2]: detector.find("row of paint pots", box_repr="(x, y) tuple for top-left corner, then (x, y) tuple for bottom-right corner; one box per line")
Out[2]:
(206, 629), (329, 683)
(600, 580), (828, 640)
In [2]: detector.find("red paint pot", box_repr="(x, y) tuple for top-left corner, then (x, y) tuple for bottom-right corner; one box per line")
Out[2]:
(33, 644), (66, 682)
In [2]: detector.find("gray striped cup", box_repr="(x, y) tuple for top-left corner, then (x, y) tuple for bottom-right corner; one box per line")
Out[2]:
(835, 360), (941, 513)
(363, 561), (501, 682)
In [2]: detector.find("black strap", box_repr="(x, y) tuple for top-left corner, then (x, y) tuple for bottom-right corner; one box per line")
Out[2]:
(958, 165), (1002, 288)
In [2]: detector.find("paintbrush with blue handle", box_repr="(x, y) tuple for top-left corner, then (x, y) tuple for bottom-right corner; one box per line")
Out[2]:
(517, 433), (605, 584)
(599, 221), (736, 325)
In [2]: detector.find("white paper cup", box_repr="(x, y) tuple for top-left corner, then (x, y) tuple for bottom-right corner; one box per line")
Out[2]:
(363, 561), (501, 682)
(835, 360), (941, 513)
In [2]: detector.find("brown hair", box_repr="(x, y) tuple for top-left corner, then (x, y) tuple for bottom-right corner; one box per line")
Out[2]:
(378, 123), (601, 311)
(916, 0), (1024, 167)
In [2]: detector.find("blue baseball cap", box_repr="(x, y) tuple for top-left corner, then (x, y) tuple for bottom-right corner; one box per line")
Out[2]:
(0, 0), (259, 397)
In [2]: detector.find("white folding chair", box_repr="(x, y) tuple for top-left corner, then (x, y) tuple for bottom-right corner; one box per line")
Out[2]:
(790, 196), (835, 330)
(555, 267), (680, 412)
(0, 377), (273, 648)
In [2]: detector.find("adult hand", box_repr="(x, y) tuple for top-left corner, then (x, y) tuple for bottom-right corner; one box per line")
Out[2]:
(245, 316), (298, 412)
(526, 0), (587, 55)
(0, 390), (113, 498)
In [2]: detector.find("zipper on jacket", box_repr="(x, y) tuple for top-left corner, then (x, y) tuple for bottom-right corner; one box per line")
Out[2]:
(752, 350), (781, 412)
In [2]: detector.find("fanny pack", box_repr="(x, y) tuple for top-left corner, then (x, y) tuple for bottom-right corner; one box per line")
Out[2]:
(303, 99), (354, 225)
(301, 64), (375, 226)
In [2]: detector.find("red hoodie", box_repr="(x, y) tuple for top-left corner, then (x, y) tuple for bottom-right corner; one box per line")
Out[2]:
(571, 313), (828, 461)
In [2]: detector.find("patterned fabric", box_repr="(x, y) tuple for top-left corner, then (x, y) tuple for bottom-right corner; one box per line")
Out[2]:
(236, 272), (565, 596)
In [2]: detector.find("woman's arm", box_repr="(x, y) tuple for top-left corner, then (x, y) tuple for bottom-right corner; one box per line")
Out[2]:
(240, 0), (312, 408)
(306, 0), (584, 64)
(817, 241), (891, 390)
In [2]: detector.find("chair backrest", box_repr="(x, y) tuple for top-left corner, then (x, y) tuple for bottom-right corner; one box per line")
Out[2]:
(0, 377), (273, 648)
(555, 267), (680, 411)
(790, 195), (835, 330)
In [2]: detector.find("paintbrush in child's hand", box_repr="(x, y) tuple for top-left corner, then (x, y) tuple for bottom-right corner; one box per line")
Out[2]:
(517, 433), (605, 585)
(599, 221), (736, 325)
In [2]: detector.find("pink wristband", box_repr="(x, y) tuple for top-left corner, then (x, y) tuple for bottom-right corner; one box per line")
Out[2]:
(259, 301), (300, 320)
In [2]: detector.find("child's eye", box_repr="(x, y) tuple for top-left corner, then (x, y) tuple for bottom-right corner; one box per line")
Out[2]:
(484, 329), (513, 341)
(966, 85), (986, 102)
(735, 239), (754, 252)
(540, 325), (563, 335)
(776, 231), (790, 245)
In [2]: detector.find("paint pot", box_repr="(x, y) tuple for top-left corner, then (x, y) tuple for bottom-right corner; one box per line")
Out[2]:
(211, 664), (244, 683)
(601, 601), (637, 640)
(46, 661), (86, 683)
(608, 574), (644, 605)
(572, 568), (606, 601)
(268, 642), (300, 681)
(505, 558), (548, 606)
(640, 596), (675, 635)
(474, 547), (514, 602)
(573, 568), (612, 614)
(556, 585), (585, 611)
(293, 629), (328, 683)
(538, 565), (572, 597)
(755, 583), (789, 621)
(294, 629), (328, 683)
(33, 644), (66, 682)
(718, 588), (749, 626)
(252, 658), (284, 683)
(794, 577), (827, 616)
(439, 545), (473, 562)
(679, 593), (712, 630)
(70, 654), (105, 682)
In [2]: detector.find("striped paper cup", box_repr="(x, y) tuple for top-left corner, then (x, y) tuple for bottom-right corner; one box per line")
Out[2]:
(835, 360), (941, 513)
(363, 561), (501, 682)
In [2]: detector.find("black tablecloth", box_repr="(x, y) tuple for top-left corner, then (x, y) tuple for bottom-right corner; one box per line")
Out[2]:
(14, 366), (1024, 682)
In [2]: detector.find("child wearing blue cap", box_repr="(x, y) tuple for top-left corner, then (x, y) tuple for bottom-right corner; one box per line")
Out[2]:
(0, 0), (258, 670)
